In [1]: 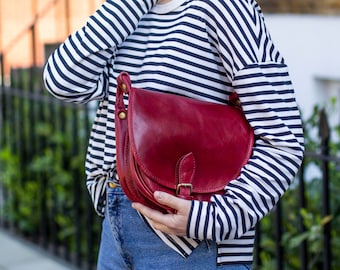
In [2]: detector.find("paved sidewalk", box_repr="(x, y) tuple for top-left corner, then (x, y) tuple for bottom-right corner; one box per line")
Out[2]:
(0, 229), (79, 270)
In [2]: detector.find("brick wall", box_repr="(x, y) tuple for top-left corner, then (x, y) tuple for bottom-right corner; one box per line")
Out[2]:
(0, 0), (104, 80)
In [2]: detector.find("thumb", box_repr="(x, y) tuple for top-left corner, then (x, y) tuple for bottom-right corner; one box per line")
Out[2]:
(154, 191), (184, 211)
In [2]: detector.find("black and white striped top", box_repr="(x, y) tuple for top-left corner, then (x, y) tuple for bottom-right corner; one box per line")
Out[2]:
(43, 0), (304, 265)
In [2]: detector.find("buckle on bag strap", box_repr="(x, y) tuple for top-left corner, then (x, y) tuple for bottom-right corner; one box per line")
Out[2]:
(176, 183), (193, 196)
(176, 152), (195, 199)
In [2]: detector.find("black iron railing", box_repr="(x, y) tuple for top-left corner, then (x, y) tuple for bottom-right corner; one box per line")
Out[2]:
(0, 67), (100, 269)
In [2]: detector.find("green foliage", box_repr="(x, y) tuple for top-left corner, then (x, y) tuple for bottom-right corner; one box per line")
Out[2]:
(258, 100), (340, 269)
(0, 77), (100, 264)
(0, 147), (21, 222)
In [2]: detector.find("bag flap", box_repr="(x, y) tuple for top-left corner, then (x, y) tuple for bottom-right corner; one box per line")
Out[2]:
(127, 86), (254, 193)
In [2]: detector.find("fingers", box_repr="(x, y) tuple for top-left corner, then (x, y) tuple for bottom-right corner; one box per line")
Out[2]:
(131, 192), (192, 236)
(153, 191), (185, 212)
(132, 202), (164, 223)
(131, 202), (178, 234)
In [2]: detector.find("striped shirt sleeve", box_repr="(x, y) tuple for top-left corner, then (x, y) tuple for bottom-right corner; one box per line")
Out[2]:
(42, 0), (157, 104)
(187, 0), (304, 242)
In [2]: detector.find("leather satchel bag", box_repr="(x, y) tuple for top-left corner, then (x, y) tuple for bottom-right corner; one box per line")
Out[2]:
(115, 72), (254, 213)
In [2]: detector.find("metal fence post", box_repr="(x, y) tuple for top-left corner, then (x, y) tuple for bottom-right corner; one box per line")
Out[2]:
(0, 53), (4, 228)
(0, 53), (4, 146)
(275, 203), (283, 270)
(298, 158), (308, 270)
(319, 108), (331, 270)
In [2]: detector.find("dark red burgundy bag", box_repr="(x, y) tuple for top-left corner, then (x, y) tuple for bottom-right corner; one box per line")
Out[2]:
(115, 72), (254, 213)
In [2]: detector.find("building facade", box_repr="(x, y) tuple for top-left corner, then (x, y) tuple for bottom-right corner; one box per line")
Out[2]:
(0, 0), (104, 82)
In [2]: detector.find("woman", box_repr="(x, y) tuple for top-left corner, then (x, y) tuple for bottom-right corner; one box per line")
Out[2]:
(43, 0), (304, 269)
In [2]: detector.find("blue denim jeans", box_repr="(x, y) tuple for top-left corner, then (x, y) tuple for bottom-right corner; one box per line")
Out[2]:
(97, 186), (253, 270)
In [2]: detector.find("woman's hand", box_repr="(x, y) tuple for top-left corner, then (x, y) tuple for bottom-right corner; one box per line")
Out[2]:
(132, 191), (191, 236)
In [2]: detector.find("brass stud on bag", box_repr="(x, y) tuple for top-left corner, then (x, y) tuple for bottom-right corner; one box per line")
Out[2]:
(121, 83), (127, 92)
(118, 111), (127, 119)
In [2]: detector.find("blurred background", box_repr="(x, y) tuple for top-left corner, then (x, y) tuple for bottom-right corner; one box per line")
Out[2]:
(0, 0), (340, 269)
